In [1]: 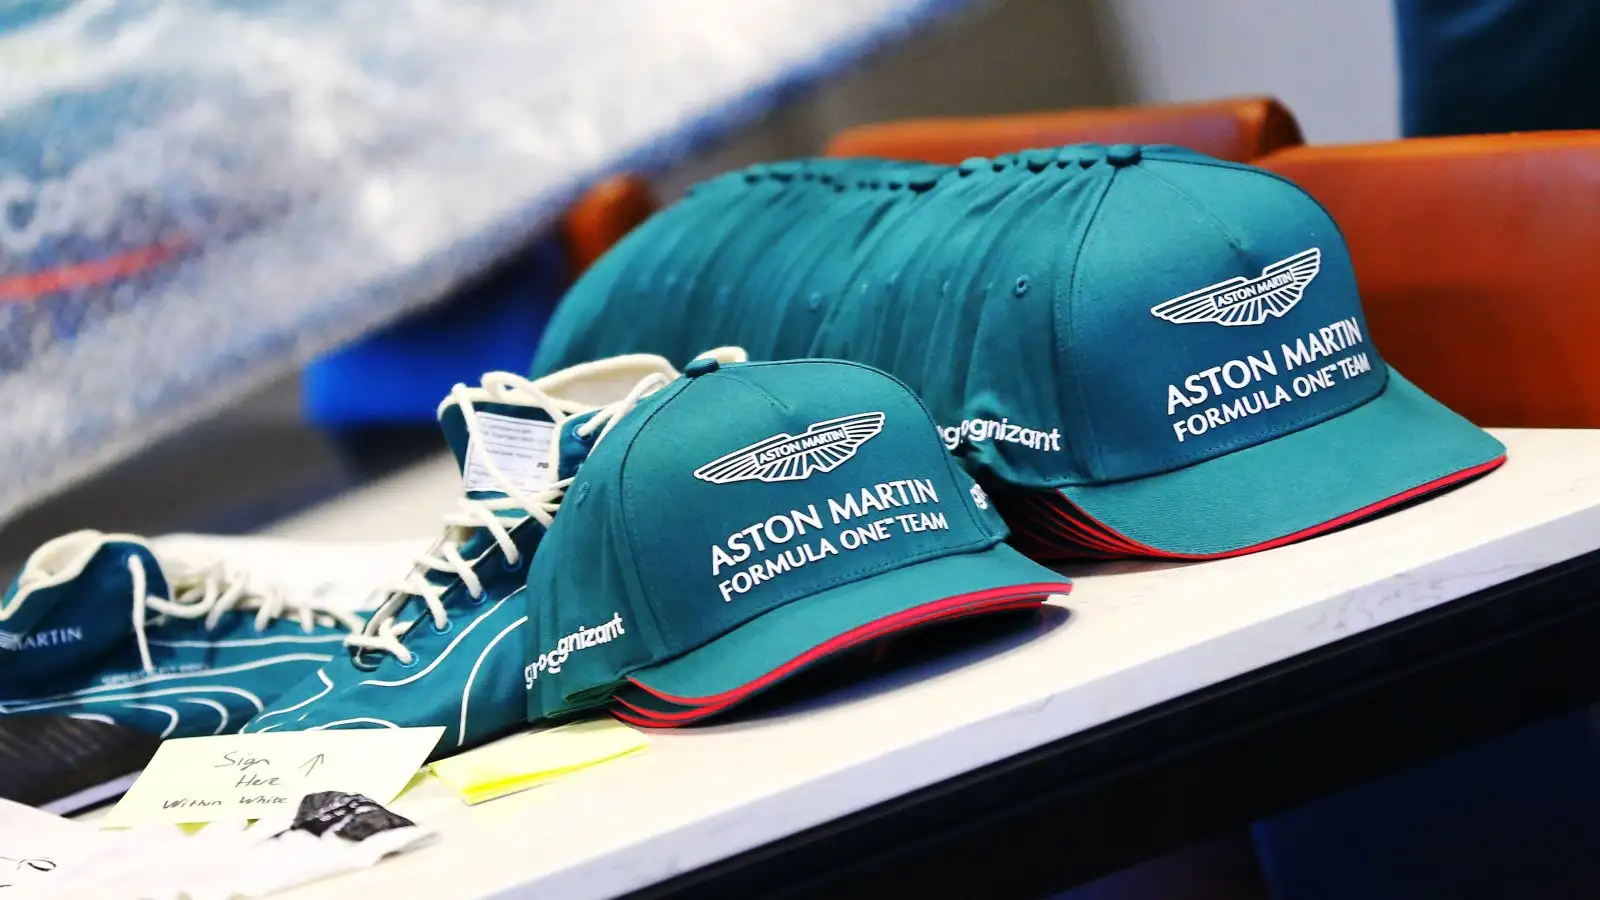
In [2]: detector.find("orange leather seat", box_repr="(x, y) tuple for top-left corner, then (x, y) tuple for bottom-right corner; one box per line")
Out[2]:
(824, 96), (1304, 164)
(553, 99), (1307, 279)
(1258, 131), (1600, 428)
(557, 174), (661, 278)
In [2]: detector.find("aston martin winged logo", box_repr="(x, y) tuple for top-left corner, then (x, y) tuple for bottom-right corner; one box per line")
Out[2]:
(1150, 248), (1321, 327)
(694, 412), (886, 484)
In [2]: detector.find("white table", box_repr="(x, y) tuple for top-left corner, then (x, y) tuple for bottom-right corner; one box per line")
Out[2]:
(256, 428), (1600, 899)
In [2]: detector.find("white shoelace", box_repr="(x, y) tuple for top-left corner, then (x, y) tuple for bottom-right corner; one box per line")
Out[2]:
(344, 371), (668, 665)
(127, 555), (368, 673)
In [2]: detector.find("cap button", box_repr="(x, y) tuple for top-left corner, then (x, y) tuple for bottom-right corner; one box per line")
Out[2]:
(684, 357), (721, 378)
(1106, 144), (1142, 166)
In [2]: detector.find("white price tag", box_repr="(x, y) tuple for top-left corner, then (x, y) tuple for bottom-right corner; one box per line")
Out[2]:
(462, 413), (557, 495)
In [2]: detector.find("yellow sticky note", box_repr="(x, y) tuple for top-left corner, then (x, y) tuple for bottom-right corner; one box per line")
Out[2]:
(101, 727), (444, 829)
(430, 719), (648, 805)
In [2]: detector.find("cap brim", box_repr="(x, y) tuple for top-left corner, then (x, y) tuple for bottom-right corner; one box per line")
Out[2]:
(1044, 370), (1506, 559)
(619, 546), (1071, 718)
(614, 589), (1044, 726)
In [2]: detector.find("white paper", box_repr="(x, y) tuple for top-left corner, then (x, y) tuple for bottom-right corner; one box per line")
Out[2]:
(24, 799), (434, 899)
(0, 797), (94, 893)
(462, 414), (557, 496)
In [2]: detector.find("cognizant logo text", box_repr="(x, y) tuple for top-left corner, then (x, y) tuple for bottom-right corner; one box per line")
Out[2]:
(523, 613), (626, 688)
(940, 417), (1062, 452)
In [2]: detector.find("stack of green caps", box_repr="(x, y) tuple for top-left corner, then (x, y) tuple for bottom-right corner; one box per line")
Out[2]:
(533, 144), (1505, 560)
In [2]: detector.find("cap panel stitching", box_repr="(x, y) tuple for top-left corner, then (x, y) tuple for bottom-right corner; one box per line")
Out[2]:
(1138, 165), (1246, 253)
(1059, 169), (1119, 483)
(614, 376), (694, 650)
(1143, 151), (1362, 257)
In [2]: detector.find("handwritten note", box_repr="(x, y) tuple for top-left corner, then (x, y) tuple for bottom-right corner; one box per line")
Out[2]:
(102, 727), (444, 828)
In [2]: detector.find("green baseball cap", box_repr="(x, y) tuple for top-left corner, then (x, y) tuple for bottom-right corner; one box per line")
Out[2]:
(533, 144), (1508, 559)
(523, 357), (1072, 725)
(923, 145), (1508, 559)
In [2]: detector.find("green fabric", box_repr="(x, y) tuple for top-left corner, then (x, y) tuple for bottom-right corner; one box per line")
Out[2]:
(242, 413), (599, 760)
(531, 143), (1506, 555)
(0, 537), (354, 740)
(239, 519), (543, 758)
(524, 359), (1066, 721)
(0, 541), (159, 686)
(1061, 370), (1506, 556)
(0, 541), (150, 684)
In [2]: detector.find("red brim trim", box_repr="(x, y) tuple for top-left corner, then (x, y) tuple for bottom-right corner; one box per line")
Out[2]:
(1001, 455), (1507, 562)
(612, 583), (1068, 727)
(613, 596), (1045, 727)
(614, 595), (1046, 727)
